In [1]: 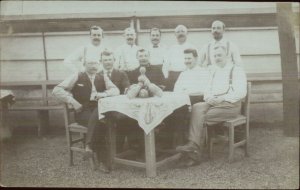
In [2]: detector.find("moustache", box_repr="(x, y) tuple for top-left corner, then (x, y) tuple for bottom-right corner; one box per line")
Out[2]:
(127, 38), (134, 41)
(93, 38), (100, 41)
(178, 34), (185, 38)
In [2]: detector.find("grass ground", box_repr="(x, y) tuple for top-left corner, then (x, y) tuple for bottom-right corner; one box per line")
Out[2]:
(0, 122), (299, 189)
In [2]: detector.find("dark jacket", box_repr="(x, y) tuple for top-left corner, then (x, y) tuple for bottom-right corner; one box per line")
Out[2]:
(101, 69), (130, 94)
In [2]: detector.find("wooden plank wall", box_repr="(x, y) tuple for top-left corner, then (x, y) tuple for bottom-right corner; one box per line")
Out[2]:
(1, 20), (299, 128)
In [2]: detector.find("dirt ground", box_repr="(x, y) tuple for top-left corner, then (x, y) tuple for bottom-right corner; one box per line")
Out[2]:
(0, 122), (299, 189)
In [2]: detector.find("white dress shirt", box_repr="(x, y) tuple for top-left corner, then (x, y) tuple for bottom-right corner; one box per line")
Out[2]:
(204, 63), (247, 103)
(174, 66), (210, 95)
(163, 42), (197, 78)
(63, 43), (105, 73)
(114, 44), (140, 71)
(199, 38), (242, 67)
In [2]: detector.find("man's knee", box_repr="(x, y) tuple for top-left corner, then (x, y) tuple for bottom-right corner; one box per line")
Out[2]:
(192, 102), (210, 113)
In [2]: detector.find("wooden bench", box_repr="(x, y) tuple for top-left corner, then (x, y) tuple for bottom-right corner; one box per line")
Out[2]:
(0, 80), (63, 136)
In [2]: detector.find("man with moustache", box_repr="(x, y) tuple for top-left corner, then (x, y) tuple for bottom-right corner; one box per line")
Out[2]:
(199, 20), (243, 67)
(53, 57), (120, 173)
(163, 25), (197, 91)
(147, 28), (168, 78)
(176, 45), (247, 167)
(115, 27), (141, 72)
(64, 26), (105, 73)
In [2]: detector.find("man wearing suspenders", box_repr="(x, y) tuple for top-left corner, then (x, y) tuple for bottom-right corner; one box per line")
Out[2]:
(64, 26), (105, 74)
(176, 45), (247, 167)
(199, 20), (243, 67)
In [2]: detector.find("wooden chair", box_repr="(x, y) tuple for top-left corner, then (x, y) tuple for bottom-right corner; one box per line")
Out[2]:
(207, 82), (251, 162)
(62, 104), (97, 170)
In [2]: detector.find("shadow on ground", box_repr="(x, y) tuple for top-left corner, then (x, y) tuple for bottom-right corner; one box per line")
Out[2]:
(0, 122), (299, 188)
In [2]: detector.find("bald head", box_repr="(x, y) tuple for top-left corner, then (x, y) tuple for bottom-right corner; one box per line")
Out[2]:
(211, 20), (225, 41)
(175, 25), (188, 44)
(124, 27), (136, 45)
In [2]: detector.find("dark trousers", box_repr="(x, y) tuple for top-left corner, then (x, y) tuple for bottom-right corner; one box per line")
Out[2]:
(75, 103), (109, 163)
(165, 71), (181, 91)
(107, 112), (143, 153)
(159, 105), (189, 148)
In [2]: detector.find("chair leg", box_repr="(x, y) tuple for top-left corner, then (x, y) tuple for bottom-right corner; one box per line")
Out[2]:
(245, 123), (249, 157)
(207, 126), (215, 159)
(228, 126), (234, 162)
(67, 130), (74, 166)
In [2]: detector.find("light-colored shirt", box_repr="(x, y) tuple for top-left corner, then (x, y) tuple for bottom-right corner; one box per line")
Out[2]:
(63, 43), (105, 73)
(114, 44), (140, 71)
(204, 63), (247, 103)
(52, 72), (120, 107)
(148, 43), (168, 66)
(174, 66), (210, 95)
(163, 42), (197, 78)
(199, 38), (242, 67)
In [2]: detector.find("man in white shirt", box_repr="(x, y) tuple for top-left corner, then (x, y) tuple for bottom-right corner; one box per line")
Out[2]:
(147, 28), (168, 78)
(53, 57), (120, 173)
(163, 25), (197, 91)
(199, 20), (243, 67)
(174, 48), (209, 105)
(64, 26), (106, 73)
(114, 27), (140, 72)
(176, 45), (247, 167)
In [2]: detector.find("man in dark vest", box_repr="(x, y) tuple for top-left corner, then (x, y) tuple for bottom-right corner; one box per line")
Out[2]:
(53, 57), (120, 173)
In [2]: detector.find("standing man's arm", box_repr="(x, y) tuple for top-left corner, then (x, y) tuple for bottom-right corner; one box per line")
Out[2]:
(230, 43), (243, 67)
(198, 45), (208, 67)
(63, 47), (85, 74)
(52, 73), (82, 111)
(162, 49), (172, 78)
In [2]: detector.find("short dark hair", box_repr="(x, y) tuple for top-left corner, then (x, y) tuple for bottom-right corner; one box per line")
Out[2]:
(184, 48), (198, 58)
(150, 28), (161, 36)
(89, 25), (103, 35)
(100, 49), (114, 60)
(136, 48), (149, 57)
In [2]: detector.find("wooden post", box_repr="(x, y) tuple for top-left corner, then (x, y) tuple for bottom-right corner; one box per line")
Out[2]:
(276, 3), (299, 137)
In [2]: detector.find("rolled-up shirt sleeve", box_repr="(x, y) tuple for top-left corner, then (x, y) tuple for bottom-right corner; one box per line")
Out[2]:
(103, 75), (120, 96)
(222, 66), (247, 103)
(52, 73), (80, 105)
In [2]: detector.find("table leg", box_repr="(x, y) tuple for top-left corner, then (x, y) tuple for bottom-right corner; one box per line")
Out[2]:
(144, 130), (156, 177)
(37, 110), (49, 137)
(108, 120), (116, 170)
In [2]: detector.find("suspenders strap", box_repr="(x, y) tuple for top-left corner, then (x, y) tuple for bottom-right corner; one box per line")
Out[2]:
(207, 43), (212, 66)
(83, 46), (87, 64)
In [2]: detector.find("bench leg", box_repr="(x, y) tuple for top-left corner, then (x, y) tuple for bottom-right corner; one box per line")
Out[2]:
(144, 130), (156, 177)
(37, 110), (50, 136)
(228, 126), (234, 162)
(245, 123), (249, 157)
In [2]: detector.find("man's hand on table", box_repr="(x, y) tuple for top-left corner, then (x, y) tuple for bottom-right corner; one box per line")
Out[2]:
(95, 92), (108, 100)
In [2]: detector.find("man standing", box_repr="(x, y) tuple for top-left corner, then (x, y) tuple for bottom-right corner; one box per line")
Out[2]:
(199, 20), (243, 67)
(163, 25), (197, 91)
(64, 26), (105, 73)
(174, 48), (209, 105)
(115, 27), (140, 72)
(53, 57), (120, 173)
(176, 45), (247, 167)
(147, 28), (168, 78)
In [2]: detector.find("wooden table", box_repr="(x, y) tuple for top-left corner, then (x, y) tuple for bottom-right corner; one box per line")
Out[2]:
(98, 92), (191, 177)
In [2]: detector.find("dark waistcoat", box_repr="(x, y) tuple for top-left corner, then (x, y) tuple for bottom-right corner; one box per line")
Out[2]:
(71, 72), (106, 107)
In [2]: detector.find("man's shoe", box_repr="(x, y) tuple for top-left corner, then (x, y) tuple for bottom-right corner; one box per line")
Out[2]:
(176, 141), (199, 153)
(83, 145), (94, 160)
(99, 162), (111, 174)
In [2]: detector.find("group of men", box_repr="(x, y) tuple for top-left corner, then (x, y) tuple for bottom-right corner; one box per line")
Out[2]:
(53, 20), (247, 173)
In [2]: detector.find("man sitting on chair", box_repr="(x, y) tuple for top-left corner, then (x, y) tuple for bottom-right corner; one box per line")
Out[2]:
(52, 57), (120, 173)
(176, 45), (247, 167)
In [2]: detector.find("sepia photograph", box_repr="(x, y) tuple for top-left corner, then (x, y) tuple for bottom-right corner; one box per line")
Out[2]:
(0, 1), (299, 188)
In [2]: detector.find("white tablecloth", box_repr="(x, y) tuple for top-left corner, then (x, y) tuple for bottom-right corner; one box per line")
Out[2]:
(98, 92), (191, 134)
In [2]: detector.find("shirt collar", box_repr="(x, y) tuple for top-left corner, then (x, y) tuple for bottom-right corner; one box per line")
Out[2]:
(213, 38), (226, 45)
(103, 68), (113, 74)
(86, 72), (96, 80)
